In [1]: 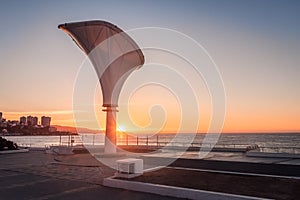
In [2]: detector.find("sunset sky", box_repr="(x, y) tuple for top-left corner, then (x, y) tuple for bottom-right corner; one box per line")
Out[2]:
(0, 1), (299, 133)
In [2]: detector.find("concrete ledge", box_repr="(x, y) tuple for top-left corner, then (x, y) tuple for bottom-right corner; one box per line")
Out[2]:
(0, 149), (29, 154)
(46, 146), (73, 155)
(93, 153), (126, 158)
(103, 177), (269, 200)
(246, 151), (300, 159)
(142, 156), (300, 177)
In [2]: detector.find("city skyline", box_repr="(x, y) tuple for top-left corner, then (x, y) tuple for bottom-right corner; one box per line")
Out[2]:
(0, 1), (299, 133)
(0, 112), (51, 127)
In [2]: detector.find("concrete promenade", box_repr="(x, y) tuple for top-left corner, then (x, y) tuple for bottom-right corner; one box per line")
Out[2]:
(1, 148), (300, 200)
(0, 150), (180, 200)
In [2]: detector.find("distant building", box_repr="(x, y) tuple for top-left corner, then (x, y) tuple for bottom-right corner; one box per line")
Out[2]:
(41, 116), (51, 127)
(27, 116), (33, 126)
(8, 120), (19, 126)
(20, 116), (26, 125)
(0, 120), (7, 128)
(27, 116), (38, 126)
(32, 117), (38, 126)
(0, 112), (2, 126)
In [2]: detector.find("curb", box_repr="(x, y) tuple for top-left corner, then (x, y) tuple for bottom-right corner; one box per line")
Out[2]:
(103, 177), (270, 200)
(246, 151), (300, 159)
(0, 149), (29, 154)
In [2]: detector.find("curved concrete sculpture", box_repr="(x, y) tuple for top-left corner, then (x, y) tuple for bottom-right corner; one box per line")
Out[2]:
(59, 20), (144, 153)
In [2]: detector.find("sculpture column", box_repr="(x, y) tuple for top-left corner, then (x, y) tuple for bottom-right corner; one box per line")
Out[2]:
(103, 106), (118, 153)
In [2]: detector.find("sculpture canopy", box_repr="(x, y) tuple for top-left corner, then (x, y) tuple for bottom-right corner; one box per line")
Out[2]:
(58, 20), (144, 107)
(59, 20), (144, 153)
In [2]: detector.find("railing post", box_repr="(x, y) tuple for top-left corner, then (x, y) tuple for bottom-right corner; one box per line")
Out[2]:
(71, 135), (74, 147)
(146, 136), (148, 147)
(157, 135), (159, 147)
(137, 136), (139, 146)
(126, 134), (128, 146)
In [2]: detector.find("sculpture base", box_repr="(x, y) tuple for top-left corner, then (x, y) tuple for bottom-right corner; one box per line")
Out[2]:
(104, 136), (117, 154)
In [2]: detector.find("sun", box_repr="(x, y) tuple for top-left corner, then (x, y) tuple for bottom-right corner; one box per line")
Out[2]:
(117, 125), (126, 132)
(117, 125), (127, 139)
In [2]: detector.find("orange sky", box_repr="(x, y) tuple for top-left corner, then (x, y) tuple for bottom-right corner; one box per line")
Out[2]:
(1, 1), (299, 134)
(2, 88), (299, 134)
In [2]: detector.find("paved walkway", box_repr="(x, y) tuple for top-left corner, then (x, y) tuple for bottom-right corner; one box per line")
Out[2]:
(145, 151), (300, 165)
(0, 151), (181, 200)
(2, 148), (299, 200)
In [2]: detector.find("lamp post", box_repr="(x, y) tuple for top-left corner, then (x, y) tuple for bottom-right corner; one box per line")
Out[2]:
(59, 20), (144, 153)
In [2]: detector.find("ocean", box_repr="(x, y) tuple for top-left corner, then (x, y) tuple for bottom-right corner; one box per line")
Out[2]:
(3, 133), (300, 154)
